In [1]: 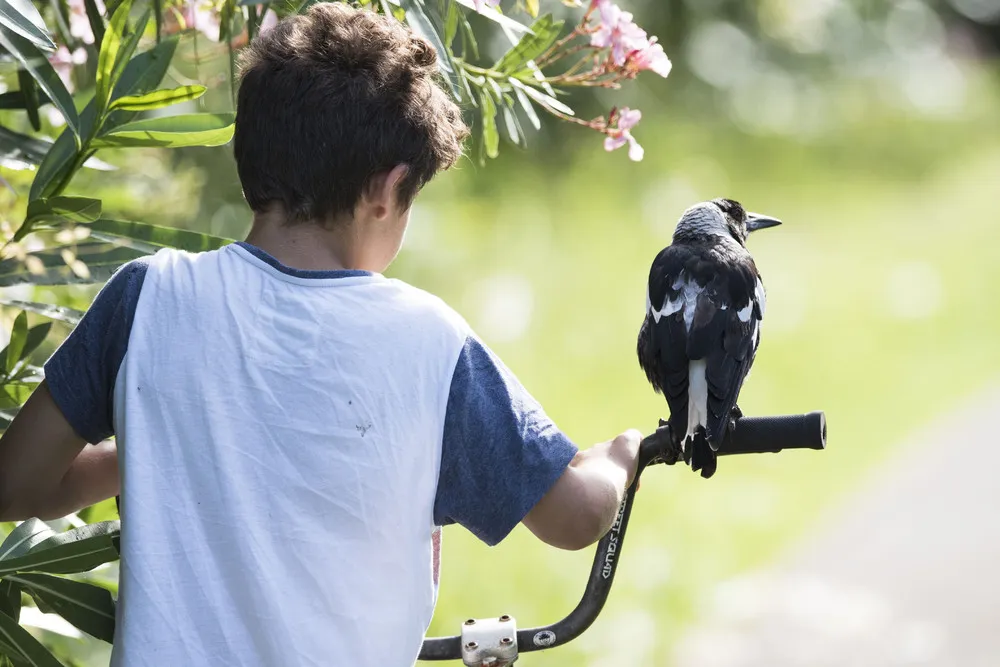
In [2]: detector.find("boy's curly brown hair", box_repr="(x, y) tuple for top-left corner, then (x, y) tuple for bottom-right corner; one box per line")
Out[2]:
(234, 3), (469, 223)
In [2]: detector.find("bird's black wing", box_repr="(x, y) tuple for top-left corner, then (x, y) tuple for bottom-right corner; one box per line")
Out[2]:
(637, 245), (696, 438)
(690, 259), (764, 448)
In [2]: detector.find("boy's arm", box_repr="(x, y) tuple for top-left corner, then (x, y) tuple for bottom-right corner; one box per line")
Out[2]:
(0, 382), (119, 520)
(0, 258), (147, 521)
(522, 430), (640, 551)
(434, 335), (641, 551)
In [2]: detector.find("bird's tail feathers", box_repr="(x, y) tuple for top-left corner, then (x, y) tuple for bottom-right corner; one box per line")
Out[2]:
(685, 427), (717, 479)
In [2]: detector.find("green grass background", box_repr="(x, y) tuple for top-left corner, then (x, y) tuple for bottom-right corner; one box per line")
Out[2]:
(400, 75), (1000, 665)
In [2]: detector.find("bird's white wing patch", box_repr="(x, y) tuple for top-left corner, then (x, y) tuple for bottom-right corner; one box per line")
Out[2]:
(754, 278), (766, 317)
(653, 277), (704, 331)
(737, 302), (754, 322)
(650, 272), (703, 326)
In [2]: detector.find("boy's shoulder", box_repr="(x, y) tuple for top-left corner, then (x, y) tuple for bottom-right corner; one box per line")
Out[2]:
(136, 246), (472, 339)
(382, 277), (470, 336)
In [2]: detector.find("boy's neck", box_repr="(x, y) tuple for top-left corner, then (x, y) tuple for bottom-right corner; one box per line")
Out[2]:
(244, 208), (375, 273)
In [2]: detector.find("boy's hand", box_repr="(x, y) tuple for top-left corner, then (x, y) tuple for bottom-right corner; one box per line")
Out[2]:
(522, 428), (644, 551)
(608, 429), (642, 489)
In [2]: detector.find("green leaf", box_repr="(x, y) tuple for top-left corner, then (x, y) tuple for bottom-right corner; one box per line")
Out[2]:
(525, 0), (538, 18)
(26, 197), (102, 224)
(30, 37), (180, 201)
(0, 243), (144, 287)
(0, 89), (49, 110)
(444, 0), (458, 46)
(0, 301), (82, 326)
(494, 14), (561, 74)
(457, 8), (478, 59)
(95, 0), (132, 114)
(109, 84), (206, 111)
(0, 28), (80, 140)
(400, 0), (461, 101)
(0, 384), (35, 411)
(500, 22), (556, 96)
(0, 323), (52, 376)
(0, 520), (55, 561)
(0, 580), (20, 623)
(16, 70), (40, 132)
(0, 127), (49, 170)
(0, 0), (55, 52)
(0, 612), (63, 667)
(4, 313), (27, 376)
(91, 113), (236, 149)
(479, 89), (498, 159)
(509, 78), (574, 116)
(105, 0), (127, 18)
(0, 522), (120, 577)
(501, 103), (521, 145)
(152, 0), (161, 41)
(28, 130), (77, 202)
(451, 0), (530, 33)
(0, 127), (113, 172)
(13, 574), (115, 643)
(76, 499), (118, 525)
(83, 218), (233, 253)
(109, 8), (150, 86)
(21, 323), (50, 363)
(512, 85), (540, 130)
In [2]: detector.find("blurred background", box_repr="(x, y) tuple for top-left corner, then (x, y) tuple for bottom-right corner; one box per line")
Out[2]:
(4, 0), (1000, 664)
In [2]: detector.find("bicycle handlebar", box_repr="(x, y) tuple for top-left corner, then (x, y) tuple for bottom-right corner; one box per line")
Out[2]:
(419, 411), (827, 662)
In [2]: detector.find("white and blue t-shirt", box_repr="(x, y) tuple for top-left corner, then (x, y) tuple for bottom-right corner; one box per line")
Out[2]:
(44, 242), (578, 667)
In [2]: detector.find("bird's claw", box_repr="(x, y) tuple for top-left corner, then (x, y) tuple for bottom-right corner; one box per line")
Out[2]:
(727, 405), (744, 435)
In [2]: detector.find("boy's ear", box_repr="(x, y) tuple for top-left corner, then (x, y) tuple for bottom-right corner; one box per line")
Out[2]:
(364, 164), (410, 220)
(385, 163), (410, 197)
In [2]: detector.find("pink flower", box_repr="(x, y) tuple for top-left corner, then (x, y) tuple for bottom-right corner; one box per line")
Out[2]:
(48, 45), (87, 93)
(258, 8), (278, 35)
(628, 39), (671, 77)
(590, 2), (649, 66)
(604, 107), (643, 161)
(180, 0), (221, 41)
(66, 0), (104, 44)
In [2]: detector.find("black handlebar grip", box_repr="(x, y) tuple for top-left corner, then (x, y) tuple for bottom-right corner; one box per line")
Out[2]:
(718, 411), (827, 455)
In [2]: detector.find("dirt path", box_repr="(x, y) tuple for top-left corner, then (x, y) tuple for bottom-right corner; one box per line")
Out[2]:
(672, 385), (1000, 667)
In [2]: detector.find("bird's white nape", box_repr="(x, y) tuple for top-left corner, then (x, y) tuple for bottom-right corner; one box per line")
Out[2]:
(676, 203), (731, 239)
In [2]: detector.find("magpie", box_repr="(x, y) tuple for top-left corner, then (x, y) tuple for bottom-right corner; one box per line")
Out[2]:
(636, 198), (781, 478)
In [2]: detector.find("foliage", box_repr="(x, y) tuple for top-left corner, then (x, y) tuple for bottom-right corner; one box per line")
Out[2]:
(0, 0), (236, 660)
(0, 520), (119, 665)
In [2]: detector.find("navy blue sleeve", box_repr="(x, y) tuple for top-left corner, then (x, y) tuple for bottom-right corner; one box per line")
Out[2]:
(43, 258), (149, 444)
(434, 336), (578, 546)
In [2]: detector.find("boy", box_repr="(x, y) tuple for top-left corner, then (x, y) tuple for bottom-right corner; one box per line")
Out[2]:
(0, 4), (641, 666)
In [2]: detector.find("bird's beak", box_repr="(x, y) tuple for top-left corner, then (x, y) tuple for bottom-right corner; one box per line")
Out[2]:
(746, 213), (782, 232)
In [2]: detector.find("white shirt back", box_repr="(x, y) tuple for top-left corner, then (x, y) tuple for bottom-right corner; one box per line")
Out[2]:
(111, 245), (467, 666)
